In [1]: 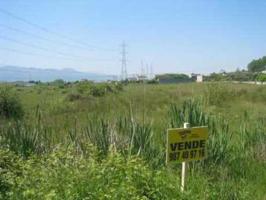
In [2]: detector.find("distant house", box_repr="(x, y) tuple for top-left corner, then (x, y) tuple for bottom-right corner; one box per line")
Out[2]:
(127, 74), (151, 82)
(137, 75), (149, 81)
(127, 76), (138, 81)
(191, 74), (203, 83)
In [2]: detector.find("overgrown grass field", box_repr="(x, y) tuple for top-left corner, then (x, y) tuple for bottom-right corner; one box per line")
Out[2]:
(0, 82), (265, 199)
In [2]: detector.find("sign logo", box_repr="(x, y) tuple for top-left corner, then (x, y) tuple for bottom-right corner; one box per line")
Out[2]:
(178, 129), (191, 139)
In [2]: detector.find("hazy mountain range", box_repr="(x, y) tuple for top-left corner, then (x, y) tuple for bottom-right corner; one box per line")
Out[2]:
(0, 66), (115, 82)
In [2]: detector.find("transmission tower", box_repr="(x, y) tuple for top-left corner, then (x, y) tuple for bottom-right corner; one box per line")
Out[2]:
(121, 42), (127, 81)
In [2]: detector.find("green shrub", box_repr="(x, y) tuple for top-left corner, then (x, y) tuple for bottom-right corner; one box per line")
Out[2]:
(50, 79), (65, 88)
(3, 146), (184, 200)
(256, 73), (266, 82)
(0, 87), (24, 119)
(90, 85), (106, 97)
(0, 149), (22, 199)
(76, 81), (93, 94)
(1, 145), (254, 200)
(66, 92), (82, 101)
(115, 82), (124, 91)
(156, 73), (191, 83)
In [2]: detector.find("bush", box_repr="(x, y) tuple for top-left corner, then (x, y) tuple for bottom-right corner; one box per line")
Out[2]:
(256, 73), (266, 82)
(0, 145), (253, 200)
(156, 73), (191, 83)
(0, 149), (22, 199)
(50, 79), (65, 88)
(90, 85), (106, 97)
(115, 82), (124, 91)
(66, 92), (82, 101)
(76, 81), (93, 94)
(3, 146), (183, 200)
(0, 87), (24, 119)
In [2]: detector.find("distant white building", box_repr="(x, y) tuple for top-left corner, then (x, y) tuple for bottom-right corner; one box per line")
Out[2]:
(137, 74), (149, 81)
(196, 75), (203, 82)
(127, 76), (138, 81)
(191, 73), (203, 83)
(127, 73), (154, 81)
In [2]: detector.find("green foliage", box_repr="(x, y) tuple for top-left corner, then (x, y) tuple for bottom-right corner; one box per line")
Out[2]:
(256, 73), (266, 82)
(63, 82), (124, 100)
(228, 70), (255, 81)
(206, 117), (231, 165)
(204, 72), (229, 81)
(0, 87), (24, 119)
(0, 149), (22, 200)
(169, 98), (208, 128)
(0, 83), (265, 199)
(0, 121), (53, 158)
(156, 73), (191, 83)
(114, 82), (124, 91)
(65, 92), (82, 101)
(83, 118), (111, 156)
(205, 70), (256, 82)
(1, 146), (184, 200)
(88, 83), (123, 97)
(247, 56), (266, 72)
(50, 79), (65, 88)
(90, 84), (106, 97)
(169, 98), (232, 165)
(204, 83), (234, 106)
(147, 79), (159, 84)
(117, 117), (161, 165)
(76, 80), (93, 94)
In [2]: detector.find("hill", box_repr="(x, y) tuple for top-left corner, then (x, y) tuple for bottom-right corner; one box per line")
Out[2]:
(0, 66), (114, 82)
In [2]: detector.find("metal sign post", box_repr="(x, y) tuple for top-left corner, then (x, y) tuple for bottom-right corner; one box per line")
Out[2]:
(166, 123), (208, 193)
(181, 122), (190, 192)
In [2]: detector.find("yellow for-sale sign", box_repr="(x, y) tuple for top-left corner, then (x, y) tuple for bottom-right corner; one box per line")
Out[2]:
(166, 126), (208, 163)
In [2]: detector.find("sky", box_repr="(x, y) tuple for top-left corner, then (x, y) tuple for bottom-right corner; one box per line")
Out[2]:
(0, 0), (266, 75)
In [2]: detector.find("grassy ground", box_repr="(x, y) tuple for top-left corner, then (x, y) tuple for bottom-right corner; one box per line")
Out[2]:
(0, 82), (265, 199)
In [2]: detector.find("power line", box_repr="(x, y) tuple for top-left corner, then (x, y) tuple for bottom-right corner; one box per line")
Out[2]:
(0, 8), (117, 52)
(0, 34), (86, 59)
(0, 23), (97, 51)
(0, 47), (79, 62)
(0, 47), (115, 63)
(0, 47), (41, 57)
(0, 35), (115, 62)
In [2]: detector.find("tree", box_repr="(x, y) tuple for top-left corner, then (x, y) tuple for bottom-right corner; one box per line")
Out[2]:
(50, 79), (65, 88)
(247, 56), (266, 72)
(256, 73), (266, 82)
(156, 74), (191, 83)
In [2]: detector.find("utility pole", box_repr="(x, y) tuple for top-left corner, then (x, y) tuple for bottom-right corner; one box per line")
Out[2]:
(150, 64), (153, 79)
(121, 41), (127, 81)
(141, 60), (145, 76)
(146, 64), (149, 77)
